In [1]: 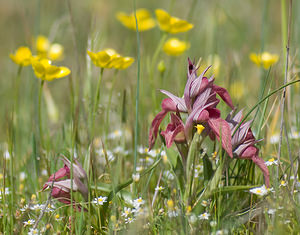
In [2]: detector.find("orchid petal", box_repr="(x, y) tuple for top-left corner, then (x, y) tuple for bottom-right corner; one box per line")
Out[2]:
(213, 84), (234, 109)
(160, 90), (187, 112)
(208, 117), (233, 158)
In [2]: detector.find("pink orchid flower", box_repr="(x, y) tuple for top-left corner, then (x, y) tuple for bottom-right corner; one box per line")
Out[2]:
(42, 156), (88, 210)
(149, 59), (234, 157)
(226, 110), (270, 187)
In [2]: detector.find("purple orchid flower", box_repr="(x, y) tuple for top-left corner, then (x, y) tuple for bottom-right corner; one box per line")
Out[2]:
(149, 59), (234, 157)
(226, 110), (270, 187)
(42, 156), (88, 210)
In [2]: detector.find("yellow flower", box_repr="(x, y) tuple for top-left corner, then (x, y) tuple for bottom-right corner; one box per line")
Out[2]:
(31, 58), (70, 81)
(88, 48), (134, 69)
(249, 52), (279, 69)
(155, 9), (194, 34)
(36, 35), (64, 61)
(48, 43), (64, 61)
(116, 8), (156, 31)
(163, 38), (190, 56)
(36, 35), (50, 55)
(10, 47), (33, 66)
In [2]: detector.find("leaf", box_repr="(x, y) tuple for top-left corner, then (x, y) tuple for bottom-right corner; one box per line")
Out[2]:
(203, 154), (213, 184)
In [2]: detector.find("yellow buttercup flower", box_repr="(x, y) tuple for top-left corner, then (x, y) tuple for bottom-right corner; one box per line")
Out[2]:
(36, 35), (50, 55)
(31, 58), (70, 81)
(155, 9), (194, 34)
(163, 38), (190, 56)
(36, 35), (64, 61)
(48, 43), (64, 61)
(249, 52), (279, 70)
(116, 8), (156, 32)
(88, 48), (134, 69)
(10, 47), (33, 66)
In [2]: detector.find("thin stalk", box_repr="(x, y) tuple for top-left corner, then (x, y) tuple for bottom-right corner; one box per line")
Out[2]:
(105, 70), (118, 136)
(8, 118), (14, 233)
(133, 0), (141, 179)
(278, 0), (292, 181)
(14, 66), (22, 117)
(91, 68), (104, 137)
(38, 80), (45, 148)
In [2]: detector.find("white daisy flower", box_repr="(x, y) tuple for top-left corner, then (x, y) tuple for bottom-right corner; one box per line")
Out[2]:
(267, 208), (276, 215)
(23, 219), (35, 226)
(132, 173), (140, 182)
(155, 186), (164, 191)
(163, 170), (175, 180)
(198, 212), (210, 220)
(4, 150), (10, 160)
(108, 130), (123, 139)
(132, 197), (144, 208)
(125, 217), (135, 224)
(280, 180), (287, 187)
(28, 228), (39, 235)
(92, 196), (108, 205)
(249, 185), (269, 196)
(122, 207), (132, 218)
(265, 158), (278, 166)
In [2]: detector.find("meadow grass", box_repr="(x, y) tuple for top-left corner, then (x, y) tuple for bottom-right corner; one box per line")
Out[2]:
(1, 0), (300, 234)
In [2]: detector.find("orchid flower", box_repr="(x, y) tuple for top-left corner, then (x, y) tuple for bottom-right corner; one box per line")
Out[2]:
(149, 59), (234, 157)
(226, 110), (270, 187)
(42, 156), (88, 210)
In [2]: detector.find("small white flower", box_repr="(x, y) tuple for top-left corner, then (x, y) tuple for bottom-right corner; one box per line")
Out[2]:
(20, 204), (29, 212)
(20, 172), (26, 181)
(41, 169), (48, 176)
(210, 220), (217, 227)
(163, 170), (175, 180)
(267, 208), (276, 215)
(189, 214), (198, 224)
(269, 133), (280, 144)
(132, 197), (144, 208)
(125, 217), (135, 224)
(198, 212), (210, 220)
(29, 204), (43, 211)
(265, 158), (278, 166)
(284, 220), (291, 224)
(132, 173), (140, 182)
(122, 207), (132, 217)
(4, 150), (10, 160)
(108, 130), (123, 139)
(249, 185), (269, 196)
(168, 210), (178, 218)
(280, 180), (287, 187)
(55, 213), (63, 221)
(92, 196), (108, 205)
(155, 186), (164, 191)
(136, 166), (144, 172)
(28, 228), (39, 235)
(23, 219), (35, 226)
(289, 131), (300, 139)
